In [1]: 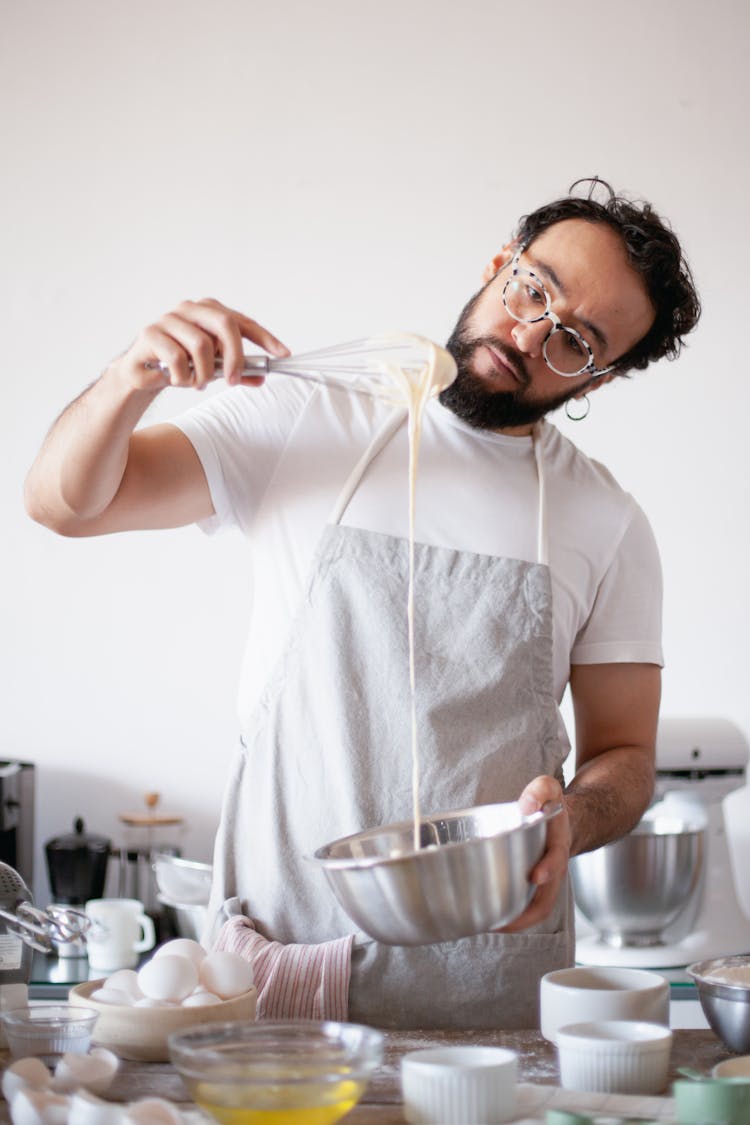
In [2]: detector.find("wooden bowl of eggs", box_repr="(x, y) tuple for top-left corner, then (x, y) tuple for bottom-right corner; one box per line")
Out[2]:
(68, 939), (256, 1062)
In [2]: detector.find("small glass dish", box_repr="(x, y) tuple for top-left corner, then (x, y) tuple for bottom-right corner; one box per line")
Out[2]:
(168, 1019), (384, 1125)
(1, 1004), (99, 1063)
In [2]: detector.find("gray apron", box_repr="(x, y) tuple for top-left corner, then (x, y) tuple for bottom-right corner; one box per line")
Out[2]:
(208, 409), (574, 1028)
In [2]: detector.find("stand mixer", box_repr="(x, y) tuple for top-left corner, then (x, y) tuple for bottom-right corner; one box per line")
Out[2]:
(575, 717), (750, 968)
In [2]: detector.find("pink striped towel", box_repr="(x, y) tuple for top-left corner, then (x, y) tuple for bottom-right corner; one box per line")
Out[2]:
(214, 914), (354, 1021)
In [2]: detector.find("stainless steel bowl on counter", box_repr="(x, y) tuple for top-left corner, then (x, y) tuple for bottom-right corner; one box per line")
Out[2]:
(688, 956), (750, 1054)
(311, 801), (561, 946)
(570, 815), (704, 948)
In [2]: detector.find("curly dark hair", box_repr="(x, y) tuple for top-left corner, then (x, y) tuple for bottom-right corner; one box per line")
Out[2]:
(514, 177), (701, 375)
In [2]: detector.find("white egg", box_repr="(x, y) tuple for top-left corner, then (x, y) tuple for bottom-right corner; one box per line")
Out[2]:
(52, 1048), (119, 1095)
(2, 1057), (52, 1101)
(89, 987), (135, 1006)
(153, 939), (206, 967)
(198, 951), (254, 999)
(137, 954), (198, 1002)
(8, 1087), (70, 1125)
(67, 1090), (127, 1125)
(133, 998), (177, 1008)
(105, 970), (143, 1000)
(180, 989), (220, 1007)
(124, 1099), (184, 1123)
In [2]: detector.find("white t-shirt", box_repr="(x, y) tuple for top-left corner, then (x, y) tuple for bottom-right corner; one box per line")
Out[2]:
(174, 377), (663, 743)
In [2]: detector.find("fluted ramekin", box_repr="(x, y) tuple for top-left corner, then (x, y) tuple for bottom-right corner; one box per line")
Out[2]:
(401, 1044), (518, 1124)
(556, 1019), (673, 1095)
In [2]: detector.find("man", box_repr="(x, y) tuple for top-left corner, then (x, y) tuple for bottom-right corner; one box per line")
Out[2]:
(25, 180), (700, 1028)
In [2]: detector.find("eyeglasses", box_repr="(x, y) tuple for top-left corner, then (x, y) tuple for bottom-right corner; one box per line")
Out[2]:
(501, 247), (617, 378)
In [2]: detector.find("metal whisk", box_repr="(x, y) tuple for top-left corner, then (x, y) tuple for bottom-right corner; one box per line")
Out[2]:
(0, 861), (92, 954)
(147, 332), (456, 398)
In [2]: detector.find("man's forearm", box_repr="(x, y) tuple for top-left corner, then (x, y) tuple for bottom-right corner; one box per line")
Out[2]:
(564, 745), (656, 858)
(24, 364), (161, 531)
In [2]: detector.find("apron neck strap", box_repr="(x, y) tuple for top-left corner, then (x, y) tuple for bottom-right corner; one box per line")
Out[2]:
(532, 423), (548, 566)
(329, 409), (549, 569)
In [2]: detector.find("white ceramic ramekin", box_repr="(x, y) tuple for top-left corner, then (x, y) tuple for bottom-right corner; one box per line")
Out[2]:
(556, 1019), (673, 1095)
(401, 1045), (518, 1125)
(540, 965), (670, 1042)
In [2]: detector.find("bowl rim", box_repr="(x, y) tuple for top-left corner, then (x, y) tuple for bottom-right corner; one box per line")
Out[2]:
(310, 801), (562, 869)
(152, 852), (212, 873)
(401, 1045), (518, 1071)
(68, 978), (256, 1014)
(541, 965), (669, 992)
(713, 1055), (750, 1079)
(555, 1019), (673, 1047)
(0, 1004), (99, 1027)
(167, 1018), (385, 1082)
(687, 955), (750, 993)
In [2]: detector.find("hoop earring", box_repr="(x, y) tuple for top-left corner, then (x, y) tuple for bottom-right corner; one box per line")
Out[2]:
(565, 394), (590, 422)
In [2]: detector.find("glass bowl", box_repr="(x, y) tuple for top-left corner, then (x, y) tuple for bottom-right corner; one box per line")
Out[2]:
(0, 1004), (98, 1063)
(152, 852), (212, 905)
(168, 1019), (384, 1124)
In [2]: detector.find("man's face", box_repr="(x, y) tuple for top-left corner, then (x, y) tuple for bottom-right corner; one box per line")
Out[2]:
(440, 218), (656, 432)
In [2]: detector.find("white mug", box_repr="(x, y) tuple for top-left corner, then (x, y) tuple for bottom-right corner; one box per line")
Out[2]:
(85, 897), (156, 971)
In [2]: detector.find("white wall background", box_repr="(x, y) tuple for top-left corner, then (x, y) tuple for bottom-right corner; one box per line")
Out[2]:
(3, 0), (749, 905)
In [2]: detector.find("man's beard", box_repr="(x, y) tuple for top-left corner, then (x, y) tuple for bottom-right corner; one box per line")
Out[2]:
(439, 287), (581, 430)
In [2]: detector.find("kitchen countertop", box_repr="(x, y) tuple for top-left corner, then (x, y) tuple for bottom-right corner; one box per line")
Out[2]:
(0, 1028), (732, 1123)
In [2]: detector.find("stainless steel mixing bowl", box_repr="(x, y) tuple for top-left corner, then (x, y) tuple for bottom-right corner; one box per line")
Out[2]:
(570, 815), (704, 947)
(311, 801), (561, 946)
(688, 956), (750, 1053)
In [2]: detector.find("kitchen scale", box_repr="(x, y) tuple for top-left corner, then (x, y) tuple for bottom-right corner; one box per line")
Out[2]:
(575, 717), (750, 968)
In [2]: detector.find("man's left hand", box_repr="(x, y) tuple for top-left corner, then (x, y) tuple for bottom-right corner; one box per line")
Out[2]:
(495, 775), (571, 932)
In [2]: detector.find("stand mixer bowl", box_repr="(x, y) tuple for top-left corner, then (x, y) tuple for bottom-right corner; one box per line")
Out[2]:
(571, 815), (705, 948)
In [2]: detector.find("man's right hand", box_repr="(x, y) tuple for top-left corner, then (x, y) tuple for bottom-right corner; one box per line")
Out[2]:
(25, 300), (290, 536)
(111, 298), (291, 393)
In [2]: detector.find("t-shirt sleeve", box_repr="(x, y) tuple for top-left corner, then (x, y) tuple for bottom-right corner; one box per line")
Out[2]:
(171, 379), (311, 536)
(570, 501), (664, 667)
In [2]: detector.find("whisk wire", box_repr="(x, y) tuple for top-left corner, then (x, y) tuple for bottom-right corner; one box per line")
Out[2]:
(146, 333), (451, 398)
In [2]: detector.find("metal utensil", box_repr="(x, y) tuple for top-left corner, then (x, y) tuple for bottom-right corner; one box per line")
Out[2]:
(311, 801), (562, 946)
(145, 333), (456, 399)
(0, 861), (92, 953)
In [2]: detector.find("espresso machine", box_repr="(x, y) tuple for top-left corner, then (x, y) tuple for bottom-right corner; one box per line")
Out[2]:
(575, 717), (750, 968)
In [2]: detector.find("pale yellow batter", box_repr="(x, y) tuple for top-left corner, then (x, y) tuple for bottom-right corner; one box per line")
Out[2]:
(363, 333), (457, 849)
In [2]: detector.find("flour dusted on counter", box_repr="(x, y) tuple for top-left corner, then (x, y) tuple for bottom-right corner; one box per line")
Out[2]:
(365, 333), (457, 851)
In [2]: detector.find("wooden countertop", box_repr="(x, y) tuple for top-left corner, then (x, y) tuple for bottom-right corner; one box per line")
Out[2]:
(0, 1027), (733, 1123)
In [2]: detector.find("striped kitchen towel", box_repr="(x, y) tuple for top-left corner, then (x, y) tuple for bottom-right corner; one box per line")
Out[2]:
(214, 913), (354, 1021)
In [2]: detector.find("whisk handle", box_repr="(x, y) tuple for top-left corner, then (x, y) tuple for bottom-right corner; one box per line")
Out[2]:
(144, 355), (271, 378)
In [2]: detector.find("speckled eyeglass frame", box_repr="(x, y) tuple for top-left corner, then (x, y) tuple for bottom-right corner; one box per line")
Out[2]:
(501, 246), (618, 378)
